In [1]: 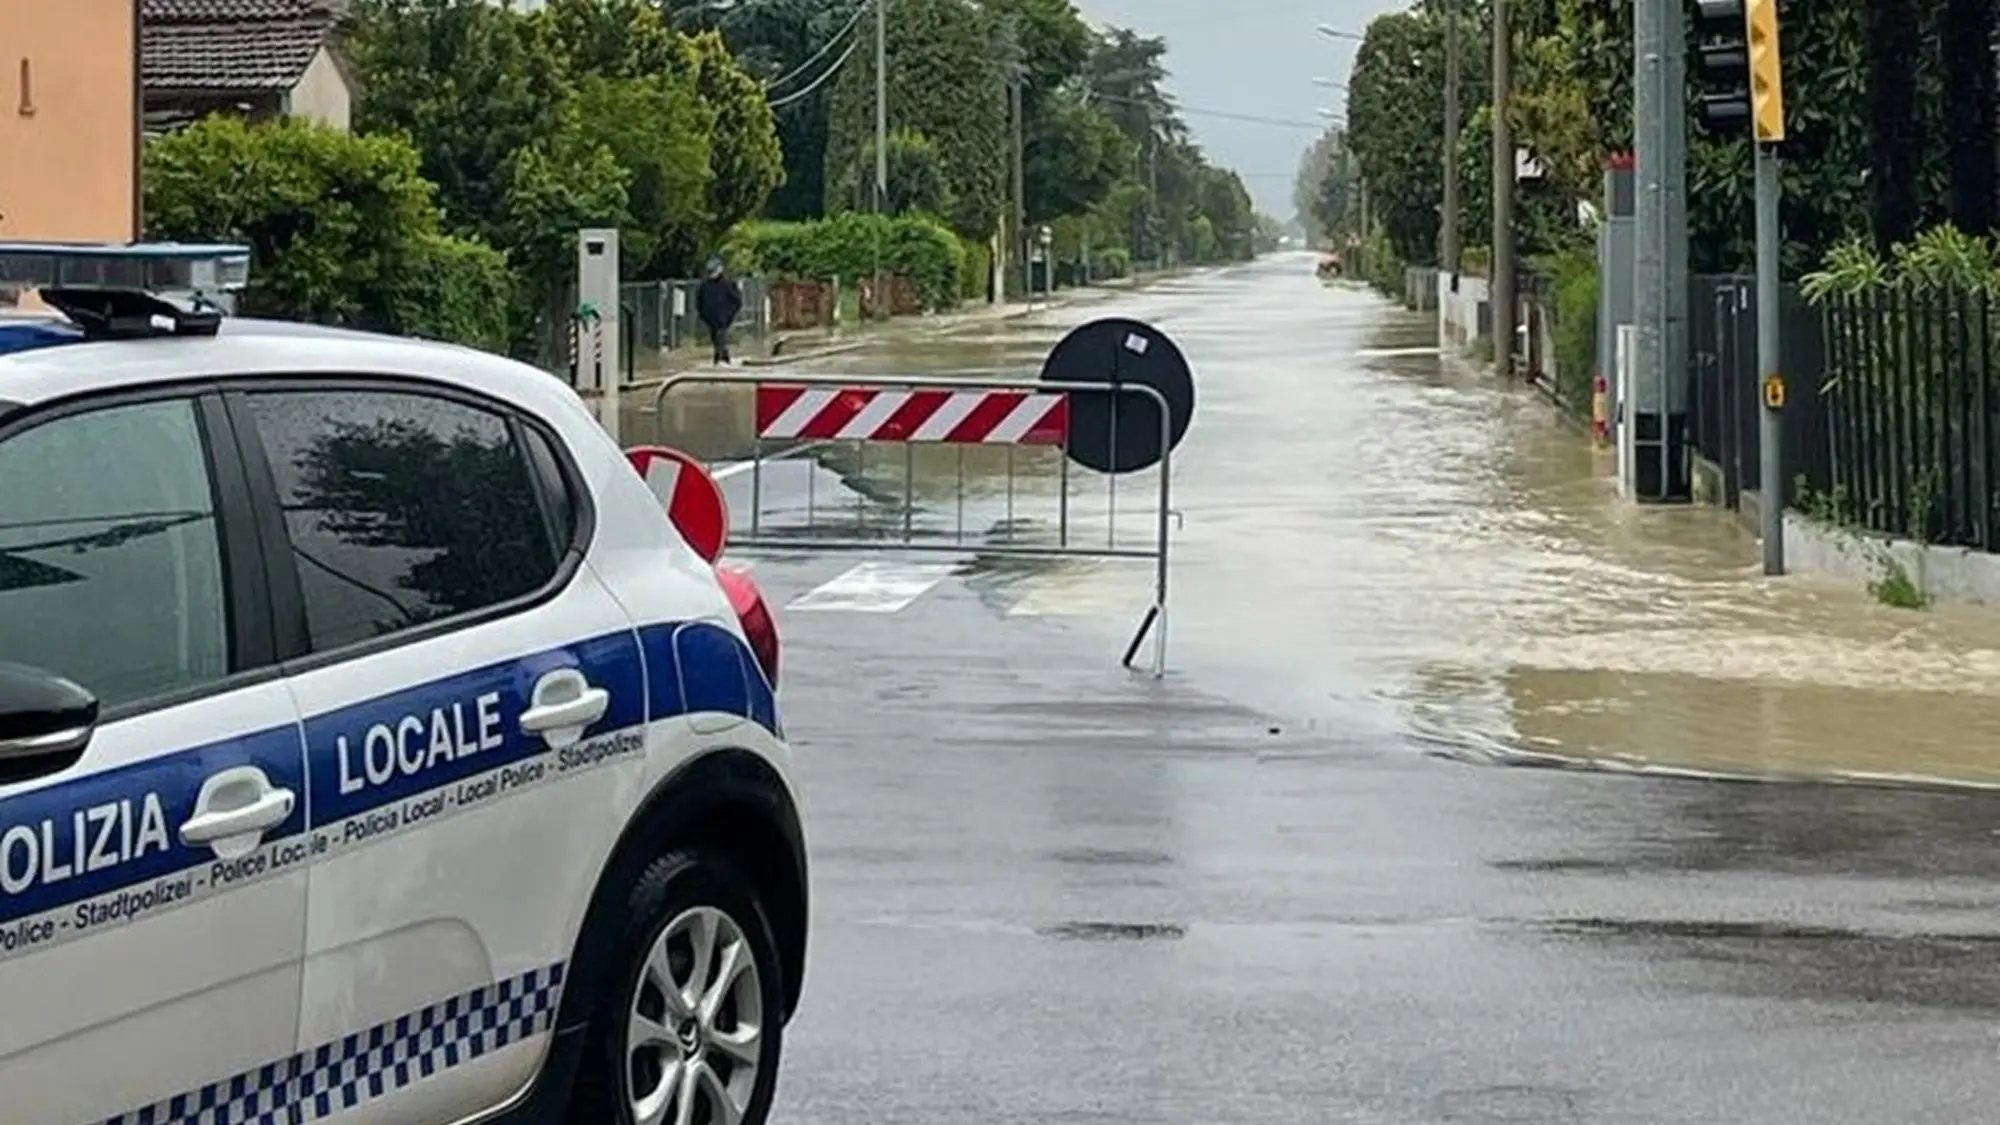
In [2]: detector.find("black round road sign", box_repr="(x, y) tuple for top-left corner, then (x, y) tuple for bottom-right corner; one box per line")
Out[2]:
(1039, 317), (1195, 474)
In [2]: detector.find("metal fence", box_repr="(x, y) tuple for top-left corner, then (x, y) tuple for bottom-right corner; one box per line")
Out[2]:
(1688, 274), (1829, 510)
(621, 277), (770, 354)
(1817, 287), (2000, 549)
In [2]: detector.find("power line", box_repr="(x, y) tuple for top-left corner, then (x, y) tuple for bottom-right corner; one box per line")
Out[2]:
(1087, 91), (1324, 131)
(764, 2), (871, 93)
(767, 34), (863, 109)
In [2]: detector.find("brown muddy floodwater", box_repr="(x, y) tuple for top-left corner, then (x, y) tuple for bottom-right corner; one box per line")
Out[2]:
(633, 278), (2000, 788)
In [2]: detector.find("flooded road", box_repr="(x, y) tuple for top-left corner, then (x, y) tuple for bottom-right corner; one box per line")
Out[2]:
(649, 254), (2000, 786)
(735, 255), (2000, 1125)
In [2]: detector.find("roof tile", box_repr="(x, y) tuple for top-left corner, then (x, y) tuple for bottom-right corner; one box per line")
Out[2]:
(141, 0), (347, 93)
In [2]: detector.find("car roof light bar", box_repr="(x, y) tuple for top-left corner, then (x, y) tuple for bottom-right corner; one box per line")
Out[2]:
(0, 241), (251, 298)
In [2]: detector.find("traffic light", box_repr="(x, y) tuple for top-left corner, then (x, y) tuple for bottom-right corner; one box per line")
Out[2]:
(1746, 0), (1786, 142)
(1692, 0), (1750, 133)
(1692, 0), (1786, 142)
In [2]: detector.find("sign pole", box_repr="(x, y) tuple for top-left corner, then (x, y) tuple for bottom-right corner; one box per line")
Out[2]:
(1754, 140), (1783, 575)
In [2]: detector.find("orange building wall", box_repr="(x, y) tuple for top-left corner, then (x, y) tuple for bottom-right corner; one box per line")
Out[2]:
(0, 0), (140, 242)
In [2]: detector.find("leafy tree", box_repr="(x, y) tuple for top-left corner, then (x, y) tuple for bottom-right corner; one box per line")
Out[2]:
(566, 72), (710, 276)
(684, 31), (786, 243)
(699, 0), (863, 220)
(1025, 96), (1133, 223)
(143, 114), (511, 352)
(985, 0), (1125, 224)
(1345, 10), (1452, 267)
(824, 0), (1007, 240)
(856, 129), (954, 219)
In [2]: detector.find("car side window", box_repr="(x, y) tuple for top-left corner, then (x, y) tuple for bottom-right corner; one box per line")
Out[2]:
(0, 398), (231, 710)
(242, 388), (560, 655)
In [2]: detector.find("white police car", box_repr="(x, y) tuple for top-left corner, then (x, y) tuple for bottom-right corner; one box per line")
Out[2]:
(0, 244), (804, 1125)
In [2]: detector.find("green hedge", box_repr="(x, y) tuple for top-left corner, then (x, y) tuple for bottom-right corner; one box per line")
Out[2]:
(143, 114), (513, 351)
(389, 233), (514, 354)
(959, 236), (992, 302)
(1547, 250), (1598, 415)
(728, 213), (964, 311)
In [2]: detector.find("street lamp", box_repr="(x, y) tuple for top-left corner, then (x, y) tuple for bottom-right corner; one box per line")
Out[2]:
(1316, 24), (1364, 42)
(1313, 77), (1347, 90)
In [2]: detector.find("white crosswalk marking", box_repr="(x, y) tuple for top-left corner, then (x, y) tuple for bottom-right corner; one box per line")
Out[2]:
(787, 561), (960, 613)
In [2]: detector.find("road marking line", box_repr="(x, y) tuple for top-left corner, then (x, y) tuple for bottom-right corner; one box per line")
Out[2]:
(787, 561), (959, 613)
(1355, 346), (1442, 359)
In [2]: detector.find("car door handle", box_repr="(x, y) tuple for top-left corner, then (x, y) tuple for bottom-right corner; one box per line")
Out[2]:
(521, 691), (609, 733)
(181, 790), (294, 846)
(520, 667), (610, 750)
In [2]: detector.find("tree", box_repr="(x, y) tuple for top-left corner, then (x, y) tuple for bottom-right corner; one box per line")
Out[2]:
(700, 0), (864, 220)
(1024, 96), (1133, 223)
(824, 0), (1007, 240)
(143, 115), (512, 352)
(985, 0), (1126, 224)
(685, 30), (786, 244)
(856, 130), (954, 219)
(566, 72), (711, 276)
(1345, 10), (1452, 267)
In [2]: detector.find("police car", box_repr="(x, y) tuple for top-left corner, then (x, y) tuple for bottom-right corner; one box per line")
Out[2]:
(0, 244), (804, 1125)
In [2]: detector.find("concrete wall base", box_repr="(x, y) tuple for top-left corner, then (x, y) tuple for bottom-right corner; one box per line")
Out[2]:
(1782, 512), (2000, 606)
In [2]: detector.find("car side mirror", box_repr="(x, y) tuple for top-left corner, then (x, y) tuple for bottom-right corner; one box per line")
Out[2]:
(0, 661), (98, 783)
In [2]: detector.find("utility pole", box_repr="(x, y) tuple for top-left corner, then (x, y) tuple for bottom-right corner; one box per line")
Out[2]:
(1489, 0), (1515, 378)
(873, 0), (888, 320)
(1441, 0), (1461, 275)
(1013, 76), (1027, 303)
(1745, 0), (1787, 574)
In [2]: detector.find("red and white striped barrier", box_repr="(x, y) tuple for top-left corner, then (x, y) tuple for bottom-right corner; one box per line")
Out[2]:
(755, 384), (1069, 446)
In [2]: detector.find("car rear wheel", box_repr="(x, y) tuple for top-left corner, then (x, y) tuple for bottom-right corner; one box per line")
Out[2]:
(570, 850), (785, 1125)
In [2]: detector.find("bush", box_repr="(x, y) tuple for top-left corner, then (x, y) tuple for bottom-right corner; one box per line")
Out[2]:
(1092, 247), (1132, 279)
(143, 114), (512, 350)
(1546, 249), (1598, 413)
(389, 233), (514, 354)
(728, 213), (963, 311)
(958, 236), (992, 302)
(1362, 227), (1403, 296)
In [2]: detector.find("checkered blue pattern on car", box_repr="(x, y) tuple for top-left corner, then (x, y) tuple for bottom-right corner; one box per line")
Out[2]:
(101, 963), (566, 1125)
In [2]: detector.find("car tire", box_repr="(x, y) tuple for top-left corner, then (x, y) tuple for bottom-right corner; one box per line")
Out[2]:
(568, 849), (787, 1125)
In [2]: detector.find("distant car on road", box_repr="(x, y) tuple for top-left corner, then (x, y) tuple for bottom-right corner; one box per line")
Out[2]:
(0, 244), (804, 1125)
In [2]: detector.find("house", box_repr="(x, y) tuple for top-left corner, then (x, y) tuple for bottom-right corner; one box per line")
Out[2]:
(141, 0), (354, 134)
(0, 0), (142, 244)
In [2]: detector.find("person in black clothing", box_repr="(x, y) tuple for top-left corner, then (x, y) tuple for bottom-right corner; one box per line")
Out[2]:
(694, 257), (743, 365)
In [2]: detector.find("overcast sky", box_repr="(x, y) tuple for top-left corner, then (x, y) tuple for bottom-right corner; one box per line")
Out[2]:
(1069, 0), (1409, 218)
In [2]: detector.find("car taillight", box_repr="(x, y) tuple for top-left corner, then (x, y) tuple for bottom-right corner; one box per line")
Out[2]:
(716, 565), (779, 689)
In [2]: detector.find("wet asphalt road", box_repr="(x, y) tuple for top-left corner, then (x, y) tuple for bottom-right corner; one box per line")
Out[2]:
(720, 256), (2000, 1125)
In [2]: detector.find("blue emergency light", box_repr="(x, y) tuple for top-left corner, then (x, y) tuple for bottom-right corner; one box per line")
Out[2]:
(0, 241), (252, 341)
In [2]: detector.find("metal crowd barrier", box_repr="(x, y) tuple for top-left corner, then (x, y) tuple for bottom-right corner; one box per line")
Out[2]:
(652, 372), (1175, 677)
